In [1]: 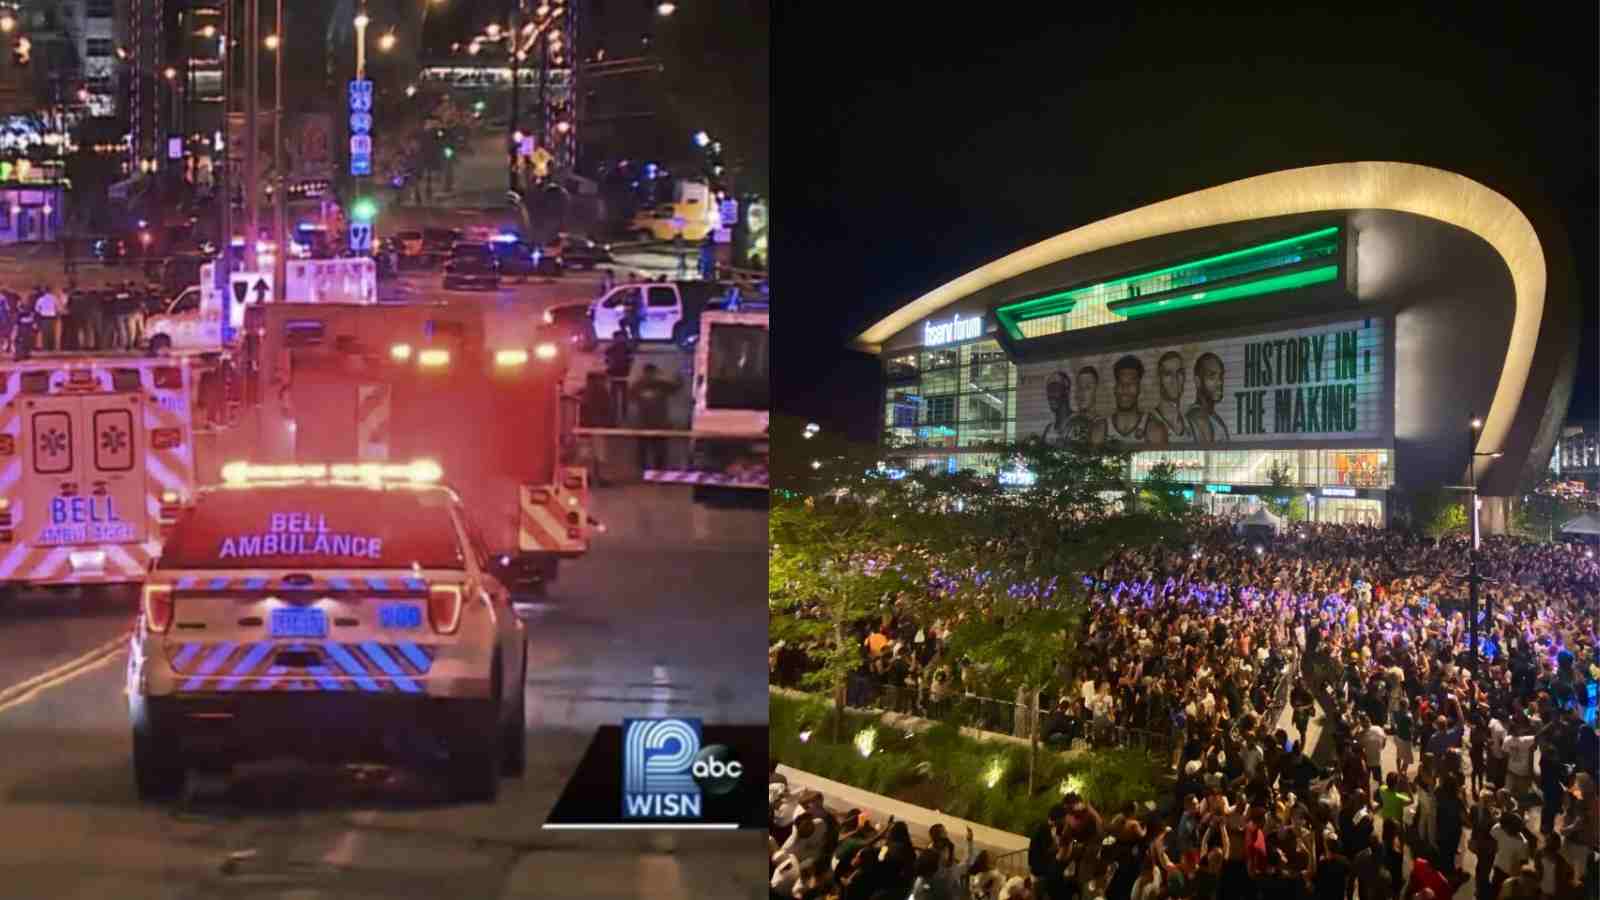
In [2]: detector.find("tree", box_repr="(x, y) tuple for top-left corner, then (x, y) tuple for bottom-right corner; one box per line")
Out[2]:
(1139, 461), (1191, 521)
(1261, 459), (1297, 520)
(1411, 489), (1469, 539)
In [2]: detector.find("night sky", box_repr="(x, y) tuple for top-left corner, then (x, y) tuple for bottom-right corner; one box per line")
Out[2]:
(776, 6), (1599, 443)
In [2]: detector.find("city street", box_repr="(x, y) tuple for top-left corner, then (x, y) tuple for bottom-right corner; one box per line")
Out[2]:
(0, 486), (767, 898)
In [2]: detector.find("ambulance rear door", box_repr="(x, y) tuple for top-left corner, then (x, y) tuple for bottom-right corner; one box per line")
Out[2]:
(22, 390), (148, 552)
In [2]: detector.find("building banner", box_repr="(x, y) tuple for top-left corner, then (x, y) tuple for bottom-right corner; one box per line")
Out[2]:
(1016, 317), (1387, 448)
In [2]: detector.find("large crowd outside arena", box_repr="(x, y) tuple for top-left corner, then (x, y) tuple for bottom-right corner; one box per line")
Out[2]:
(770, 518), (1600, 900)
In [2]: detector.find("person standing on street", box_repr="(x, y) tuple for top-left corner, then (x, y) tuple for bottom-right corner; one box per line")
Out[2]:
(629, 362), (682, 473)
(34, 284), (58, 351)
(604, 338), (633, 425)
(0, 289), (14, 354)
(60, 282), (79, 351)
(13, 294), (37, 360)
(698, 233), (716, 280)
(79, 286), (103, 351)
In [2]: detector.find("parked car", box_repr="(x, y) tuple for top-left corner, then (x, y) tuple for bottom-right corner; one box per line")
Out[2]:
(489, 238), (561, 280)
(89, 236), (130, 262)
(629, 201), (716, 243)
(441, 242), (501, 290)
(589, 280), (729, 346)
(545, 233), (613, 269)
(421, 228), (464, 266)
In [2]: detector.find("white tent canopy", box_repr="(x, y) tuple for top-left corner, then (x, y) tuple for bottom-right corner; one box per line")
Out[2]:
(1559, 511), (1600, 536)
(1237, 507), (1284, 534)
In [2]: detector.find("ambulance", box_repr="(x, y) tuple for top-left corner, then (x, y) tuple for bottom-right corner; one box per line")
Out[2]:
(127, 459), (529, 802)
(643, 307), (770, 502)
(144, 258), (378, 355)
(0, 354), (226, 590)
(241, 302), (594, 597)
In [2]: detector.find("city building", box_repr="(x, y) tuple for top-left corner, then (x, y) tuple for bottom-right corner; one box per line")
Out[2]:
(0, 158), (68, 244)
(1551, 421), (1599, 490)
(853, 162), (1582, 529)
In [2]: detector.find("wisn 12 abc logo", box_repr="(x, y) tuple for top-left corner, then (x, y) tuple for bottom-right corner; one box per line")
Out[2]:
(622, 717), (743, 819)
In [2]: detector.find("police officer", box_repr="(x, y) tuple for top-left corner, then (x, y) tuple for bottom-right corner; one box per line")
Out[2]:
(604, 338), (634, 426)
(620, 291), (642, 348)
(13, 294), (37, 360)
(630, 363), (683, 473)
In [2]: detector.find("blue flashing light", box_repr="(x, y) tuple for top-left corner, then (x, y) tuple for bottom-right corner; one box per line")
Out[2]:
(490, 233), (518, 243)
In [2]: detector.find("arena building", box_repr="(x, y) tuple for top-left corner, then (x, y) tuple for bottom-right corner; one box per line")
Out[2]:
(853, 163), (1582, 529)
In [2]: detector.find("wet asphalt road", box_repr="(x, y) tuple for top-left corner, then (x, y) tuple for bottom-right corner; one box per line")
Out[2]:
(0, 485), (767, 899)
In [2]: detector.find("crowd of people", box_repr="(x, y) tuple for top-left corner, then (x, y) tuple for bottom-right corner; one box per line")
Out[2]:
(0, 282), (159, 358)
(771, 518), (1600, 899)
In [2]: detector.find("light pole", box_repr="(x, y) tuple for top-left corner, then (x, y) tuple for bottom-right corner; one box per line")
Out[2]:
(354, 10), (369, 80)
(245, 0), (260, 273)
(272, 0), (285, 300)
(1464, 412), (1504, 675)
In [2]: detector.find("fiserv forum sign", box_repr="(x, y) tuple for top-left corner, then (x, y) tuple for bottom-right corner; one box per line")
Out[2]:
(1016, 317), (1387, 448)
(923, 313), (983, 346)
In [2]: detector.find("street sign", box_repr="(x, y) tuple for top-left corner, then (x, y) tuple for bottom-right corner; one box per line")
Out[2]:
(168, 136), (183, 160)
(347, 79), (373, 112)
(230, 272), (274, 306)
(719, 199), (737, 226)
(349, 223), (372, 254)
(350, 135), (371, 156)
(349, 112), (372, 135)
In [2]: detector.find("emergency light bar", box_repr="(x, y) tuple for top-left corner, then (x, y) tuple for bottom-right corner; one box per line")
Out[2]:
(221, 459), (443, 485)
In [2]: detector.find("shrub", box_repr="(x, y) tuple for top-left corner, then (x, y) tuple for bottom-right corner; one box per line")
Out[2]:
(770, 693), (1164, 835)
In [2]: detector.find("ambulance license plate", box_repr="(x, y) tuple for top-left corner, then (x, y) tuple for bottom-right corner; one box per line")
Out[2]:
(271, 608), (327, 639)
(379, 603), (422, 630)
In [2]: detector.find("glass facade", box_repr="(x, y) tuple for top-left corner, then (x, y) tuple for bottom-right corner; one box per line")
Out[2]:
(1129, 449), (1392, 488)
(995, 226), (1343, 341)
(882, 338), (1018, 450)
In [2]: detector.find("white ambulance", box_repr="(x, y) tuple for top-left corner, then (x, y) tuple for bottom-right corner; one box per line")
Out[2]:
(145, 259), (378, 354)
(0, 354), (220, 590)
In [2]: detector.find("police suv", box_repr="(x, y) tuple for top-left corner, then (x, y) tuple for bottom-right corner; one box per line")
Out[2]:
(125, 460), (528, 802)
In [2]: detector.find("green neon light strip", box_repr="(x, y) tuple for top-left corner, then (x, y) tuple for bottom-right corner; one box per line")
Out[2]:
(1115, 264), (1340, 318)
(994, 225), (1340, 339)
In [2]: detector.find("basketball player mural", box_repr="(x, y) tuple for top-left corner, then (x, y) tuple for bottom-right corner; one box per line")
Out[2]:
(1185, 351), (1230, 443)
(1149, 350), (1193, 445)
(1107, 354), (1167, 445)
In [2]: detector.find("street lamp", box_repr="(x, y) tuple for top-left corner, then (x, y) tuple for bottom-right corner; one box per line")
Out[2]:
(354, 11), (371, 79)
(1462, 411), (1505, 676)
(378, 30), (396, 52)
(0, 12), (13, 33)
(657, 1), (677, 15)
(263, 33), (279, 50)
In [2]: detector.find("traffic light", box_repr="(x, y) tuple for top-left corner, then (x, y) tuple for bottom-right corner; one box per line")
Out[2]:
(350, 197), (377, 223)
(443, 146), (454, 160)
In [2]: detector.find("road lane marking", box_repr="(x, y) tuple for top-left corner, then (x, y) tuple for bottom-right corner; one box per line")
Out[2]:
(540, 823), (738, 830)
(0, 631), (129, 715)
(649, 665), (672, 718)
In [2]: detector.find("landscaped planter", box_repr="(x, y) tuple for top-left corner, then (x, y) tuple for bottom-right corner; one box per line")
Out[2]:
(769, 691), (1163, 837)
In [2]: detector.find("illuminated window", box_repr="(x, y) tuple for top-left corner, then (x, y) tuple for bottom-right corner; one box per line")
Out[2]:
(995, 226), (1343, 340)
